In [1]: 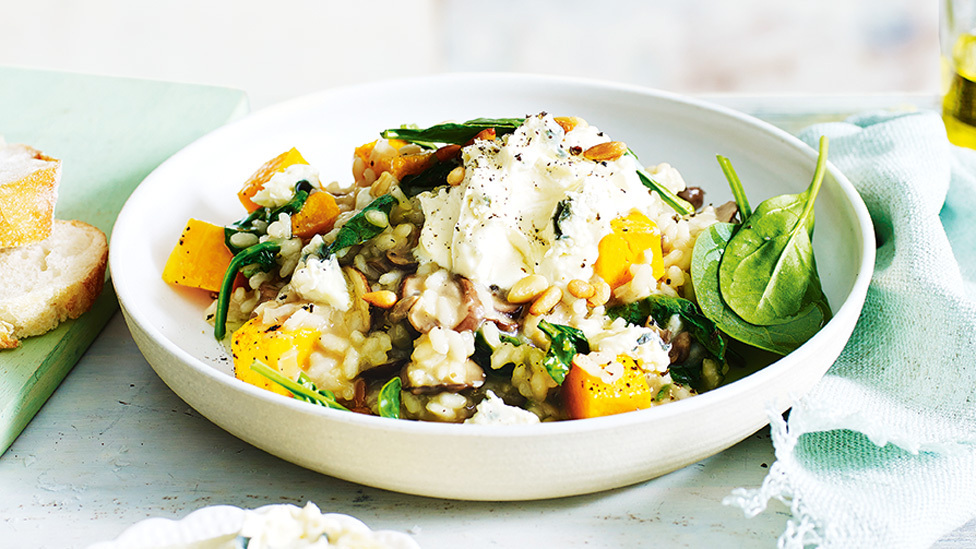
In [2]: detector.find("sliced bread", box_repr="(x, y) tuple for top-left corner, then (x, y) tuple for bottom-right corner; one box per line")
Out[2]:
(0, 219), (108, 348)
(0, 139), (61, 248)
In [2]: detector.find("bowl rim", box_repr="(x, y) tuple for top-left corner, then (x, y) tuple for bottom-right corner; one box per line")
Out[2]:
(110, 72), (876, 437)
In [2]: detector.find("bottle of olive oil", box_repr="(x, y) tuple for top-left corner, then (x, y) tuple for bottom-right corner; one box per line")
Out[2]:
(944, 33), (976, 148)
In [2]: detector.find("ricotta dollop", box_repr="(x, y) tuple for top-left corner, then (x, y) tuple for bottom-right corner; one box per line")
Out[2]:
(415, 114), (657, 289)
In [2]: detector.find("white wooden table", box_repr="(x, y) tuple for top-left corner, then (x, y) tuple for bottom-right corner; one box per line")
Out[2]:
(2, 92), (973, 549)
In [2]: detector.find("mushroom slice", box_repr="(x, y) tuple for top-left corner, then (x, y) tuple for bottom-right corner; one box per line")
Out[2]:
(396, 271), (522, 335)
(399, 270), (464, 333)
(388, 294), (419, 323)
(454, 277), (487, 333)
(714, 200), (739, 224)
(668, 330), (692, 365)
(677, 186), (705, 211)
(460, 279), (521, 333)
(386, 248), (418, 267)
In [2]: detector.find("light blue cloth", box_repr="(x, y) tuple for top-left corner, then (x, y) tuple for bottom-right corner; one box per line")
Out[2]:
(725, 110), (976, 548)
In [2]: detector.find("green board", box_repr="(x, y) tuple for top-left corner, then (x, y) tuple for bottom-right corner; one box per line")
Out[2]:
(0, 66), (249, 454)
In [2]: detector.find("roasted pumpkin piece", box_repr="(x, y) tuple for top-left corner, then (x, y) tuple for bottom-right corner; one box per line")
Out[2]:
(291, 190), (340, 239)
(237, 147), (309, 213)
(161, 218), (234, 292)
(389, 153), (434, 180)
(593, 211), (665, 289)
(562, 354), (652, 419)
(231, 317), (320, 397)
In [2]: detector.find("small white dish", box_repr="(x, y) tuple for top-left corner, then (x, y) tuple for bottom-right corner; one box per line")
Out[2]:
(110, 73), (874, 501)
(86, 503), (419, 549)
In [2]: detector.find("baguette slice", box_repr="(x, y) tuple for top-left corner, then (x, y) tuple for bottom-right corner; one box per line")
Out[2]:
(0, 219), (108, 349)
(0, 140), (61, 248)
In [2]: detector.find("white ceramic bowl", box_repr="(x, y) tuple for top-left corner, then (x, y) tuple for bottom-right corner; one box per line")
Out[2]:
(110, 74), (874, 501)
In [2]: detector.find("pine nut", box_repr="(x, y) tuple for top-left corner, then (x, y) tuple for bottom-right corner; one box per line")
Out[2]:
(447, 165), (466, 186)
(229, 231), (259, 249)
(587, 280), (612, 307)
(567, 279), (595, 299)
(365, 209), (389, 228)
(529, 286), (563, 316)
(553, 116), (583, 133)
(583, 141), (628, 162)
(507, 274), (549, 303)
(363, 290), (397, 308)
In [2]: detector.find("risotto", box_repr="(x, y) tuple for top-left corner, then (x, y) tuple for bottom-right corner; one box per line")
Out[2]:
(162, 113), (829, 423)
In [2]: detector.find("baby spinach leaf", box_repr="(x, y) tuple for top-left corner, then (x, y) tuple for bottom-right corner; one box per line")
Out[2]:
(399, 157), (460, 197)
(311, 193), (398, 258)
(717, 137), (831, 326)
(625, 149), (695, 216)
(471, 330), (494, 371)
(537, 320), (590, 385)
(472, 329), (521, 374)
(213, 240), (281, 340)
(378, 377), (402, 419)
(606, 295), (726, 360)
(224, 180), (312, 254)
(691, 223), (828, 355)
(636, 168), (695, 216)
(669, 364), (700, 388)
(380, 117), (525, 145)
(250, 360), (349, 411)
(716, 155), (752, 220)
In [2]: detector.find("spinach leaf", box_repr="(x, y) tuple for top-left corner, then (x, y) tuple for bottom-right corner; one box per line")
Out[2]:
(399, 157), (460, 197)
(537, 320), (590, 384)
(636, 168), (696, 216)
(214, 240), (281, 340)
(380, 118), (525, 145)
(378, 377), (402, 419)
(249, 360), (349, 411)
(691, 222), (828, 355)
(669, 358), (705, 388)
(606, 295), (726, 360)
(311, 193), (399, 258)
(717, 137), (831, 326)
(716, 155), (752, 220)
(472, 330), (493, 370)
(472, 329), (520, 375)
(625, 150), (694, 216)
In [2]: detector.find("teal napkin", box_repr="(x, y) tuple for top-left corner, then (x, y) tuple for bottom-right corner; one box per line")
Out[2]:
(725, 110), (976, 548)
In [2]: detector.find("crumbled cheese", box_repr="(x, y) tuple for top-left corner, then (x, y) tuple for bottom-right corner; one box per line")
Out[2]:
(465, 391), (541, 425)
(251, 163), (322, 209)
(585, 317), (670, 374)
(290, 255), (351, 311)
